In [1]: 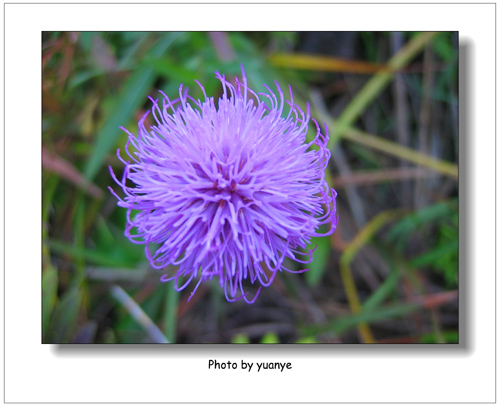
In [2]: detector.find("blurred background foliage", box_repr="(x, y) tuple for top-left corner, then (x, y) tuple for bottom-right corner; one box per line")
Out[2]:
(42, 31), (458, 344)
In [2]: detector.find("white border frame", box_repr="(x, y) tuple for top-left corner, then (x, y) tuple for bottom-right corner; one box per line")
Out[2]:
(4, 2), (495, 403)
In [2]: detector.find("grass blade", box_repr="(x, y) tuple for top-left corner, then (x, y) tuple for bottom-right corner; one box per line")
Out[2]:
(302, 302), (421, 337)
(340, 210), (402, 343)
(362, 270), (400, 311)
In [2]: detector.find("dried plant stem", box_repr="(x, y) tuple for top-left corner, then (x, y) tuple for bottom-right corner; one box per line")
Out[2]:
(110, 285), (169, 344)
(209, 32), (235, 62)
(270, 53), (388, 74)
(391, 32), (412, 207)
(342, 127), (458, 178)
(332, 167), (437, 188)
(415, 44), (435, 208)
(43, 147), (103, 199)
(310, 89), (367, 228)
(339, 261), (375, 343)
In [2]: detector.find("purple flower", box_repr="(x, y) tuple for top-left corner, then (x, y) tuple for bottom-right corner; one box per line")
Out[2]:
(110, 68), (338, 303)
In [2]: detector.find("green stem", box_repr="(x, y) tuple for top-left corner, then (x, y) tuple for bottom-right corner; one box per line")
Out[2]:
(163, 282), (179, 343)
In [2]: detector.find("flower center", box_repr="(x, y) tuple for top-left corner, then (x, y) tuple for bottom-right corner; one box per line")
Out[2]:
(214, 176), (237, 193)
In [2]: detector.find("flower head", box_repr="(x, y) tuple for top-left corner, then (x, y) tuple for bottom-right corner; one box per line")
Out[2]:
(110, 68), (338, 303)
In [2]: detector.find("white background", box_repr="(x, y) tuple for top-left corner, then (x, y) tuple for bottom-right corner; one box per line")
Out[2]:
(3, 2), (496, 404)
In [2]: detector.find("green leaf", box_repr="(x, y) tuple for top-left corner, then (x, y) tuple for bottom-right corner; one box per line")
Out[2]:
(386, 200), (457, 250)
(42, 266), (58, 340)
(362, 269), (400, 311)
(420, 330), (458, 344)
(48, 239), (137, 268)
(304, 237), (330, 287)
(410, 241), (458, 269)
(260, 332), (280, 344)
(46, 287), (83, 343)
(146, 57), (200, 84)
(232, 333), (250, 344)
(84, 32), (184, 181)
(432, 32), (456, 62)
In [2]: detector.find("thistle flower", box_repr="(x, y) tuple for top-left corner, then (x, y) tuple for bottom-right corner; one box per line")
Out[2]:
(110, 68), (338, 303)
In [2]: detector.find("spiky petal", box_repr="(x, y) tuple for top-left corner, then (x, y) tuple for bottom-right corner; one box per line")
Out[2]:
(110, 68), (338, 303)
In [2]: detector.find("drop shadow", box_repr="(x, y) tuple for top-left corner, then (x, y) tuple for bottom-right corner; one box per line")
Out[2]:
(53, 36), (470, 359)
